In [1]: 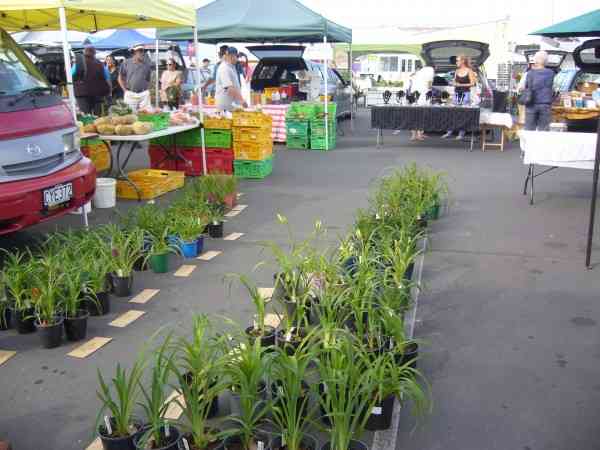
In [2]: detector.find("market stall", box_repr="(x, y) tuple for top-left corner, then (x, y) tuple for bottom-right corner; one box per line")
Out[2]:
(371, 105), (481, 150)
(530, 8), (600, 267)
(157, 0), (352, 153)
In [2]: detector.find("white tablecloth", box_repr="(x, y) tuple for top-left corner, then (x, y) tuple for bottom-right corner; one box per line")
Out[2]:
(480, 111), (513, 129)
(519, 130), (598, 169)
(98, 123), (199, 142)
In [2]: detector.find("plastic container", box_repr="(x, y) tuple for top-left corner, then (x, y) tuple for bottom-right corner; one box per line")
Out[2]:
(93, 178), (117, 208)
(234, 156), (274, 179)
(148, 145), (179, 171)
(232, 126), (271, 143)
(286, 120), (310, 137)
(311, 136), (336, 151)
(138, 112), (170, 131)
(116, 170), (185, 200)
(204, 116), (233, 129)
(178, 147), (234, 176)
(205, 129), (232, 148)
(287, 136), (310, 150)
(232, 111), (272, 128)
(233, 141), (273, 161)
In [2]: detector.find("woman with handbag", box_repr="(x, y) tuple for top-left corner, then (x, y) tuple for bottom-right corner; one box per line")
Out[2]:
(521, 51), (555, 131)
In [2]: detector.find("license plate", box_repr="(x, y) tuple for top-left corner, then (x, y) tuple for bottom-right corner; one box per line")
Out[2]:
(43, 183), (73, 208)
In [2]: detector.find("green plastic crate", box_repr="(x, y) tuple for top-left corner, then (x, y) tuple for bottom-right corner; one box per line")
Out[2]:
(149, 135), (172, 146)
(311, 136), (336, 150)
(286, 120), (310, 137)
(286, 102), (317, 120)
(234, 156), (273, 179)
(138, 113), (170, 131)
(174, 128), (202, 147)
(314, 102), (337, 117)
(287, 136), (310, 150)
(310, 120), (336, 138)
(205, 129), (232, 149)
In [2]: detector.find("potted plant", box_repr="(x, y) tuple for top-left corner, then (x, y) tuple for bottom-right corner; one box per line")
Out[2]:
(173, 315), (227, 450)
(172, 214), (205, 259)
(207, 205), (225, 239)
(147, 227), (180, 274)
(215, 174), (238, 210)
(229, 274), (276, 348)
(0, 280), (10, 331)
(135, 337), (181, 450)
(106, 225), (145, 297)
(269, 338), (318, 450)
(32, 253), (64, 349)
(2, 249), (37, 334)
(222, 336), (272, 450)
(62, 262), (91, 342)
(96, 354), (147, 450)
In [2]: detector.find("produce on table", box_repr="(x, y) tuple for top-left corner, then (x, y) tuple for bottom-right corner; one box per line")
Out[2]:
(83, 124), (97, 134)
(96, 124), (116, 135)
(109, 100), (133, 117)
(115, 125), (134, 136)
(111, 114), (137, 126)
(94, 116), (111, 127)
(132, 122), (153, 135)
(170, 110), (196, 126)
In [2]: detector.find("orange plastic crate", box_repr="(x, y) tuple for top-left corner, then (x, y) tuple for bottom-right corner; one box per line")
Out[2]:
(81, 141), (111, 172)
(116, 169), (185, 200)
(232, 126), (271, 143)
(233, 141), (273, 161)
(232, 111), (272, 128)
(204, 116), (233, 130)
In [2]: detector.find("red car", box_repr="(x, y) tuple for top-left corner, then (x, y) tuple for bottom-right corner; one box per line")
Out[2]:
(0, 28), (96, 235)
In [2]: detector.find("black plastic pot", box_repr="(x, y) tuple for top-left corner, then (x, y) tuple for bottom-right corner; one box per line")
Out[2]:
(208, 221), (224, 238)
(111, 273), (134, 298)
(0, 307), (11, 330)
(396, 341), (419, 369)
(245, 325), (277, 348)
(13, 307), (36, 334)
(86, 291), (111, 316)
(223, 432), (270, 450)
(276, 328), (308, 355)
(134, 425), (181, 450)
(182, 372), (220, 419)
(365, 394), (395, 431)
(35, 317), (64, 349)
(271, 380), (310, 420)
(404, 262), (415, 281)
(98, 419), (144, 450)
(133, 253), (149, 272)
(321, 440), (367, 450)
(64, 310), (89, 342)
(271, 434), (317, 450)
(182, 433), (225, 450)
(416, 217), (428, 230)
(229, 381), (267, 417)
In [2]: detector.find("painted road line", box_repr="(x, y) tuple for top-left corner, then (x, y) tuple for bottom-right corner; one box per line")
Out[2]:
(233, 204), (247, 211)
(198, 250), (222, 261)
(258, 287), (274, 303)
(130, 289), (160, 304)
(0, 350), (16, 367)
(225, 210), (241, 218)
(174, 265), (196, 277)
(164, 390), (185, 420)
(86, 438), (102, 450)
(224, 232), (244, 241)
(68, 337), (113, 359)
(109, 310), (145, 328)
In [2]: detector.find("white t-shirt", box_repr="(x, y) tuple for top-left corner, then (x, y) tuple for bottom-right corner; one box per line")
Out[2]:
(412, 66), (434, 105)
(215, 61), (241, 111)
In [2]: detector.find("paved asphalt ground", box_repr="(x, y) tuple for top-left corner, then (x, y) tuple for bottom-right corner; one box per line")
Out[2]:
(1, 109), (600, 450)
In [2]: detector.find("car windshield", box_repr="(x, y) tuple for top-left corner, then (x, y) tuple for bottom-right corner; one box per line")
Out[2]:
(0, 29), (48, 96)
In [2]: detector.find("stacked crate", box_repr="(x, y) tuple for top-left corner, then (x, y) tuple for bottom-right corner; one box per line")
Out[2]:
(148, 117), (234, 175)
(285, 102), (315, 150)
(81, 138), (111, 172)
(232, 111), (274, 179)
(310, 103), (337, 150)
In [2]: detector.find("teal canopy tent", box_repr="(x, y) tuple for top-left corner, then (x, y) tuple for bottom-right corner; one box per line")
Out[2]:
(531, 9), (600, 37)
(157, 0), (352, 43)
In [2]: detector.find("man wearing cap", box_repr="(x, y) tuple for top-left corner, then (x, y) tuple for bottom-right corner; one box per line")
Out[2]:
(72, 45), (111, 115)
(203, 45), (229, 96)
(215, 46), (248, 112)
(119, 44), (153, 111)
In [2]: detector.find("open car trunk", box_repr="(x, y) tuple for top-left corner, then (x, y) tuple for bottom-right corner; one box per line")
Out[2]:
(573, 39), (600, 74)
(524, 49), (567, 73)
(421, 40), (490, 71)
(248, 46), (308, 92)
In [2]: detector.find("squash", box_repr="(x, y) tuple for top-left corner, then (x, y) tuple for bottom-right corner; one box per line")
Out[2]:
(83, 124), (97, 133)
(132, 121), (153, 135)
(94, 116), (111, 126)
(97, 124), (116, 135)
(122, 114), (138, 125)
(115, 125), (134, 136)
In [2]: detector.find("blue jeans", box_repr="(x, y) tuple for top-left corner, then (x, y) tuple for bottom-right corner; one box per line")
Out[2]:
(525, 104), (552, 131)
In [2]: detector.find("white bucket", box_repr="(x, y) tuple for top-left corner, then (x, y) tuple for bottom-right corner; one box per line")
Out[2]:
(68, 201), (92, 215)
(93, 178), (117, 208)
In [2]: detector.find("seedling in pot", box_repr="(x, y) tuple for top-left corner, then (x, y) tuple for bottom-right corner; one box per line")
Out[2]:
(104, 224), (145, 279)
(172, 315), (228, 450)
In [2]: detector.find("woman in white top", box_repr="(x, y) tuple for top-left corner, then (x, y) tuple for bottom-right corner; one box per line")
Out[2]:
(410, 66), (434, 141)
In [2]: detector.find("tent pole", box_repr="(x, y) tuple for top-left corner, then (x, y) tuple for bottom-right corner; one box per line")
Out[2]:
(350, 43), (354, 133)
(155, 38), (159, 109)
(585, 118), (600, 268)
(323, 35), (329, 151)
(194, 26), (207, 176)
(59, 6), (88, 229)
(58, 7), (77, 122)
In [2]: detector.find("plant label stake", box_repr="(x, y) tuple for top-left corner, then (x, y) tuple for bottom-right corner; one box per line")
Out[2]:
(258, 440), (264, 450)
(372, 406), (383, 415)
(165, 422), (170, 437)
(104, 416), (112, 435)
(182, 438), (190, 450)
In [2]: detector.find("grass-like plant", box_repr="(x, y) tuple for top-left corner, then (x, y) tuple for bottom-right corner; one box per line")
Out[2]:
(31, 252), (63, 326)
(104, 225), (145, 278)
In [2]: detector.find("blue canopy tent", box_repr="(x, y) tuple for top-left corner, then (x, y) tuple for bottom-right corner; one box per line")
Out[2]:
(76, 29), (155, 50)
